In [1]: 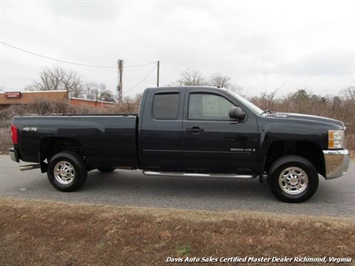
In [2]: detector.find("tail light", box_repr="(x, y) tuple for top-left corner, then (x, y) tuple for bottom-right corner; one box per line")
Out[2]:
(11, 124), (18, 144)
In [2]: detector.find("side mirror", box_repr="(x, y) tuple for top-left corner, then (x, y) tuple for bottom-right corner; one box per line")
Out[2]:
(229, 107), (246, 121)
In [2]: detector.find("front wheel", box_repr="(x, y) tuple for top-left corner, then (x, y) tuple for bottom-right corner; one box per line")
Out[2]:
(47, 152), (87, 192)
(268, 156), (319, 203)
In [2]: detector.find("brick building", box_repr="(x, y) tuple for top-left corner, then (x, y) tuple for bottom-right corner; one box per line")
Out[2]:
(69, 97), (116, 109)
(0, 90), (115, 110)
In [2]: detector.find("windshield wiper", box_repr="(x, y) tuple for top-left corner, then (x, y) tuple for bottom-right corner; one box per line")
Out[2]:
(261, 109), (272, 115)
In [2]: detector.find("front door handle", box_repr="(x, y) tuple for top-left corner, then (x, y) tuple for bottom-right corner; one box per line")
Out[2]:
(186, 126), (204, 134)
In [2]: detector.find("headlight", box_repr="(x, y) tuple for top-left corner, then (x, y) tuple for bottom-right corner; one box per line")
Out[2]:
(328, 130), (345, 149)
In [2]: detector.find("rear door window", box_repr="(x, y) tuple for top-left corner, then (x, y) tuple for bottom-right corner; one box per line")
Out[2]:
(152, 93), (180, 120)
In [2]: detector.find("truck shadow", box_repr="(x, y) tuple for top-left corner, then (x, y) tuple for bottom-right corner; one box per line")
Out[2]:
(9, 169), (352, 217)
(85, 169), (276, 201)
(84, 170), (351, 205)
(79, 170), (354, 217)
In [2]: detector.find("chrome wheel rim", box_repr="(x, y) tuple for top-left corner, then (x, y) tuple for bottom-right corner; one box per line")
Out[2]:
(54, 161), (75, 185)
(278, 167), (308, 195)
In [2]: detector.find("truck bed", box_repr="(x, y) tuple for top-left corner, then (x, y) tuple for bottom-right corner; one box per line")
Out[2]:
(12, 114), (138, 169)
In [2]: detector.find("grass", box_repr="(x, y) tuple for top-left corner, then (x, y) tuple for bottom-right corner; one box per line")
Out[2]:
(0, 198), (354, 266)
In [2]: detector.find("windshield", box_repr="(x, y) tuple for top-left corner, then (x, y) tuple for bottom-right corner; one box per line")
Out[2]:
(226, 90), (264, 115)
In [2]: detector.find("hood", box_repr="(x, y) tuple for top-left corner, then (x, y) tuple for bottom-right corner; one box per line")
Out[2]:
(264, 112), (345, 129)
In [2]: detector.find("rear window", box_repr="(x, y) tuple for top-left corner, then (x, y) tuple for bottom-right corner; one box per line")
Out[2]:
(152, 93), (180, 120)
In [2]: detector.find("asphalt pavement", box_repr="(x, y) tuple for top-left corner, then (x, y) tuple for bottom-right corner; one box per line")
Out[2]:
(0, 155), (354, 217)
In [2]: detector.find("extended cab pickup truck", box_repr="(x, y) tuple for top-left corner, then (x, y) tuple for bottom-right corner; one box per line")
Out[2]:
(9, 86), (350, 203)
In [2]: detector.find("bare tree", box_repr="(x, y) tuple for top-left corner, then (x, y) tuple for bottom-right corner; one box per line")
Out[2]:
(63, 71), (85, 98)
(209, 73), (231, 88)
(340, 86), (355, 102)
(178, 69), (205, 86)
(174, 68), (246, 95)
(98, 83), (115, 102)
(85, 82), (100, 100)
(26, 66), (85, 98)
(84, 82), (114, 102)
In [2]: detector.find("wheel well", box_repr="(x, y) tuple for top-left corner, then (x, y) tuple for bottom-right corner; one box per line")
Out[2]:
(40, 138), (84, 172)
(265, 141), (325, 177)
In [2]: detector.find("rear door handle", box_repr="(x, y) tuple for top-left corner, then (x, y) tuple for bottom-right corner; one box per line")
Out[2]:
(186, 126), (204, 134)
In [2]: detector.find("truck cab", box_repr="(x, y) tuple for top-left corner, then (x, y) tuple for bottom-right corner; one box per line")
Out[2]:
(139, 87), (260, 175)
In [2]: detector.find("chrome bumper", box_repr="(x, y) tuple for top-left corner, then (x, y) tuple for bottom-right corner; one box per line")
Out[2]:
(323, 150), (350, 179)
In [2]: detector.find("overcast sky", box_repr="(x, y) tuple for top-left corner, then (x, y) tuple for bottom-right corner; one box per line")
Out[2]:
(1, 0), (354, 98)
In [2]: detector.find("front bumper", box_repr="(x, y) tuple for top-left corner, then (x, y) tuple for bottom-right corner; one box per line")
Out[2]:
(9, 148), (20, 163)
(323, 149), (350, 179)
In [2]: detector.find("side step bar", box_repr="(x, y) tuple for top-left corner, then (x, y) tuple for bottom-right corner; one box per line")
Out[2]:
(20, 164), (40, 171)
(143, 171), (256, 179)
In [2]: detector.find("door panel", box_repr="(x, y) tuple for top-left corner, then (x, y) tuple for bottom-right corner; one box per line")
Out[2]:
(140, 90), (184, 171)
(182, 92), (259, 173)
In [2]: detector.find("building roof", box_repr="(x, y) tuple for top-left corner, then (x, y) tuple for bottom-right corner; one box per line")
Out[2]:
(69, 97), (116, 109)
(0, 90), (68, 105)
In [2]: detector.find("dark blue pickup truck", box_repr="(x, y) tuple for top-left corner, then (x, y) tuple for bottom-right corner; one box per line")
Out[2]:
(9, 86), (350, 202)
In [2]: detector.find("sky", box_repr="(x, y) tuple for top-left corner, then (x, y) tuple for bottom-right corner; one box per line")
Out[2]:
(1, 0), (354, 98)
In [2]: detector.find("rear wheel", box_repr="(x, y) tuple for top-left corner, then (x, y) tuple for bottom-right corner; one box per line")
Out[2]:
(47, 152), (87, 192)
(268, 156), (319, 203)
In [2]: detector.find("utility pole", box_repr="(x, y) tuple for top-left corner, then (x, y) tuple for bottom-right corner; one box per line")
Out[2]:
(156, 60), (160, 87)
(117, 59), (124, 103)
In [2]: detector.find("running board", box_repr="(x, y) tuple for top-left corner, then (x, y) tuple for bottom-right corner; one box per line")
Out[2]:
(143, 171), (256, 179)
(20, 164), (40, 171)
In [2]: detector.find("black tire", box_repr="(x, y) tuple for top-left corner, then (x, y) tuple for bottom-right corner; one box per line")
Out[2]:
(47, 152), (87, 192)
(97, 167), (116, 173)
(267, 155), (319, 203)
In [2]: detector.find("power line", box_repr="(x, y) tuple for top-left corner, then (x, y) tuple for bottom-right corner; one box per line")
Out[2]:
(125, 62), (157, 68)
(125, 65), (157, 95)
(1, 41), (115, 68)
(0, 41), (156, 68)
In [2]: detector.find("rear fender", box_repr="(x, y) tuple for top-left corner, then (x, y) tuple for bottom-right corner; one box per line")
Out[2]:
(39, 137), (84, 173)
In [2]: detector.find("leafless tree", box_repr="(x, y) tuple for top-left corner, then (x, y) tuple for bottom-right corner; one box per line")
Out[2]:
(98, 84), (115, 102)
(177, 69), (206, 86)
(26, 66), (85, 98)
(84, 82), (115, 102)
(209, 73), (231, 88)
(85, 82), (100, 100)
(340, 86), (355, 102)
